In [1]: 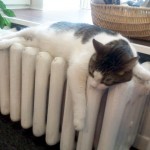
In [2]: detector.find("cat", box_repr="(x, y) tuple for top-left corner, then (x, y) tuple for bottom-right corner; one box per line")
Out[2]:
(0, 21), (150, 130)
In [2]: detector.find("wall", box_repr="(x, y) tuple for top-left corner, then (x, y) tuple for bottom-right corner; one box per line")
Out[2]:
(30, 0), (43, 10)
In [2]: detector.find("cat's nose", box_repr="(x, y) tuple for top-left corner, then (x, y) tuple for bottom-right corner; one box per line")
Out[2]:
(100, 80), (104, 84)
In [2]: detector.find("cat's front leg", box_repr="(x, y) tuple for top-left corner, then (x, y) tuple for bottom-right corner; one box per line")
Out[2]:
(0, 37), (26, 50)
(0, 27), (35, 41)
(67, 63), (88, 131)
(133, 63), (150, 81)
(0, 37), (38, 50)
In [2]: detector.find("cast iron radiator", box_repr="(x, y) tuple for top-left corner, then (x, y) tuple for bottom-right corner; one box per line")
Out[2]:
(0, 42), (149, 150)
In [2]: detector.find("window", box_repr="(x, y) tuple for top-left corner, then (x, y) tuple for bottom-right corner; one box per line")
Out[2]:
(43, 0), (90, 10)
(4, 0), (30, 5)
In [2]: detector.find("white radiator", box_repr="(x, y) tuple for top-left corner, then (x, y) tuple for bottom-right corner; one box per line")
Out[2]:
(0, 43), (149, 150)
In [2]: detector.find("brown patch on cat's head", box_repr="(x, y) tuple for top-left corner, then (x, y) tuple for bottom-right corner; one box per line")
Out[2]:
(89, 39), (138, 86)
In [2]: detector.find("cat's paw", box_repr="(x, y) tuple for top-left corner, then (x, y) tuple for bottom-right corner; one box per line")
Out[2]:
(97, 83), (108, 90)
(73, 107), (86, 131)
(73, 117), (85, 131)
(89, 77), (108, 90)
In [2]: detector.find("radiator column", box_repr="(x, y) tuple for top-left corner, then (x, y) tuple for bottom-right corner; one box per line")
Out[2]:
(0, 49), (10, 115)
(21, 47), (39, 129)
(97, 79), (149, 150)
(46, 57), (67, 145)
(33, 52), (53, 137)
(60, 84), (75, 150)
(10, 43), (24, 121)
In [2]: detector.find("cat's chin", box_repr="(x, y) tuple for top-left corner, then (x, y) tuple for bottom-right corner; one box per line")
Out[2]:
(97, 83), (108, 90)
(90, 77), (108, 90)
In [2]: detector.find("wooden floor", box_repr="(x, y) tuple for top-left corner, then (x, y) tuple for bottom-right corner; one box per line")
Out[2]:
(13, 9), (92, 24)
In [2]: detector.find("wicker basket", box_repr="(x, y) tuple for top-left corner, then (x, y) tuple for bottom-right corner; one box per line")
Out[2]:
(91, 2), (150, 41)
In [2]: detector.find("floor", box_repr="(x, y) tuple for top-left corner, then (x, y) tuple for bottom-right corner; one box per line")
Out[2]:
(0, 114), (59, 150)
(13, 9), (92, 24)
(0, 114), (138, 150)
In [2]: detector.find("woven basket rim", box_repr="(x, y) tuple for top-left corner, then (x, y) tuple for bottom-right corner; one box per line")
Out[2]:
(94, 12), (150, 20)
(91, 1), (150, 11)
(93, 17), (150, 25)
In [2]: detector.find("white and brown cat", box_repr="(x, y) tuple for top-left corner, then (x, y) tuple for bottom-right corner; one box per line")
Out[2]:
(0, 22), (149, 130)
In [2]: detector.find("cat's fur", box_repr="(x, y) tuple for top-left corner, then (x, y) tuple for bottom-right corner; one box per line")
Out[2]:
(0, 22), (150, 130)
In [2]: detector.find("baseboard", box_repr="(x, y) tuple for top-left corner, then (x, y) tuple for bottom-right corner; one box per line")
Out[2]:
(29, 7), (43, 11)
(6, 5), (30, 9)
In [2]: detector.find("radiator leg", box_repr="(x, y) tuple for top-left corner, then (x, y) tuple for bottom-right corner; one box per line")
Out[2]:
(60, 83), (75, 150)
(46, 57), (66, 145)
(0, 49), (10, 115)
(33, 52), (53, 137)
(10, 43), (24, 121)
(21, 47), (39, 129)
(76, 77), (106, 150)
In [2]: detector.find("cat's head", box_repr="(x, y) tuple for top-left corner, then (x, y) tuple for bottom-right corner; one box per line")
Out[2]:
(89, 39), (138, 87)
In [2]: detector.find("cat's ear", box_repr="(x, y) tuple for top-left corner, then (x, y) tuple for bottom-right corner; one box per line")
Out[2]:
(92, 39), (105, 54)
(121, 57), (139, 72)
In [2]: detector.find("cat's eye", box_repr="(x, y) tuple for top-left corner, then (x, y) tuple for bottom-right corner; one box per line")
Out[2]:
(102, 77), (114, 86)
(118, 71), (125, 76)
(105, 78), (112, 82)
